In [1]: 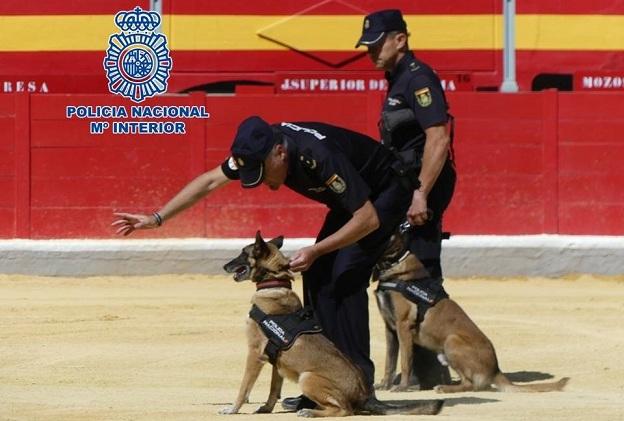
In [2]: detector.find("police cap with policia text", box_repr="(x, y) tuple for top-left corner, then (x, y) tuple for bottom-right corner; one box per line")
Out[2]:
(230, 116), (277, 188)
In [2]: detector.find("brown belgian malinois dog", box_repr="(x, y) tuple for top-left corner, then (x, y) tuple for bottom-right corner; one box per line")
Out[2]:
(219, 231), (444, 417)
(373, 230), (570, 393)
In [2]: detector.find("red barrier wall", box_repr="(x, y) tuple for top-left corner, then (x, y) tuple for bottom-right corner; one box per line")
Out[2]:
(0, 95), (17, 237)
(558, 93), (624, 234)
(0, 91), (622, 239)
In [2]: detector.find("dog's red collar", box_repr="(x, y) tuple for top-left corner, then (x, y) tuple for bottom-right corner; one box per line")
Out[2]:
(255, 278), (292, 290)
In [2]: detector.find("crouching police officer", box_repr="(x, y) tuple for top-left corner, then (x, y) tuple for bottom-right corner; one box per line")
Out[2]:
(113, 116), (419, 410)
(356, 9), (457, 389)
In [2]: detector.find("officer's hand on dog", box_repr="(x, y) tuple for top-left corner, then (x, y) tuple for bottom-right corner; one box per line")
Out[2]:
(112, 212), (160, 236)
(289, 246), (320, 272)
(407, 189), (429, 226)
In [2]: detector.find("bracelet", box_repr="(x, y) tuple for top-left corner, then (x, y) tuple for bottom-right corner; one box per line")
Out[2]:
(152, 212), (163, 227)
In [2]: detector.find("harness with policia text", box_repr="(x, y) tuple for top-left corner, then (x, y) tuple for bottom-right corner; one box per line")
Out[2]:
(377, 223), (449, 324)
(377, 274), (448, 324)
(249, 303), (323, 365)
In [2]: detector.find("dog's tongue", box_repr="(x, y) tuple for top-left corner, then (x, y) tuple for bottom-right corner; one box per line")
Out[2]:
(234, 267), (247, 281)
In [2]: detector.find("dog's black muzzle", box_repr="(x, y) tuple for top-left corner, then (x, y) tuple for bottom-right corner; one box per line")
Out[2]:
(223, 255), (252, 282)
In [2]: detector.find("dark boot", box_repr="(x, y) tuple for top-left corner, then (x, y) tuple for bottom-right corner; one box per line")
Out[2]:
(281, 395), (317, 412)
(412, 344), (451, 389)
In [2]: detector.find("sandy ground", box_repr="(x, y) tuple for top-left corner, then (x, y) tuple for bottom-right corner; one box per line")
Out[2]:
(1, 273), (623, 421)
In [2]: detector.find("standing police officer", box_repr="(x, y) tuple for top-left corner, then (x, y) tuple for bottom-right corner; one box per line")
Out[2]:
(356, 9), (456, 389)
(113, 116), (418, 409)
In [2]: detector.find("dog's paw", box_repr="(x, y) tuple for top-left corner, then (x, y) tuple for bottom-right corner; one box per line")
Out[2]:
(374, 381), (392, 390)
(218, 406), (238, 415)
(390, 384), (410, 393)
(297, 408), (315, 418)
(254, 404), (273, 414)
(433, 385), (446, 394)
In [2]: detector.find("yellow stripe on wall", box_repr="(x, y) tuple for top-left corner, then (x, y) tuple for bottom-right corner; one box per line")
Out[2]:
(0, 14), (622, 52)
(516, 15), (624, 50)
(0, 16), (117, 51)
(169, 15), (290, 51)
(169, 15), (500, 51)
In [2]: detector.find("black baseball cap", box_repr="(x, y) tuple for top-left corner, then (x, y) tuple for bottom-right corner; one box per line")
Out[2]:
(230, 116), (276, 188)
(355, 9), (407, 48)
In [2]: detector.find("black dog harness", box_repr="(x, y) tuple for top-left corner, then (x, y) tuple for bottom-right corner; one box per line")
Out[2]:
(377, 277), (448, 323)
(249, 279), (323, 364)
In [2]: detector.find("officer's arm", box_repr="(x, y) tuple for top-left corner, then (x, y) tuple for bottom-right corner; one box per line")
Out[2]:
(312, 200), (380, 257)
(156, 165), (231, 222)
(113, 165), (231, 235)
(406, 77), (451, 196)
(419, 124), (450, 195)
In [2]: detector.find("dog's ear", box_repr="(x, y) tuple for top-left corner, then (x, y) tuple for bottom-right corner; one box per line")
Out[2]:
(268, 235), (284, 249)
(254, 230), (270, 257)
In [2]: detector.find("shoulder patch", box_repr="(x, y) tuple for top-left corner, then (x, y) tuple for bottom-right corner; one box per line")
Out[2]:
(325, 174), (346, 194)
(415, 87), (432, 107)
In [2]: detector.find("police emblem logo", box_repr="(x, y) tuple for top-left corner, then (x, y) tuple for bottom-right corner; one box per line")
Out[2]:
(325, 174), (347, 194)
(103, 7), (172, 103)
(236, 157), (245, 167)
(364, 19), (370, 29)
(415, 87), (432, 107)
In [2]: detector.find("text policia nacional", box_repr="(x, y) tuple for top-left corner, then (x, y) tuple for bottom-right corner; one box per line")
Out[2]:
(65, 105), (210, 135)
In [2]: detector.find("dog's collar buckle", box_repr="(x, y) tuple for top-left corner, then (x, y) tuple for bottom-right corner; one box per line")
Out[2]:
(256, 278), (292, 290)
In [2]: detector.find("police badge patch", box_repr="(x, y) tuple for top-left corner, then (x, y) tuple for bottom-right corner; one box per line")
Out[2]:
(325, 174), (347, 194)
(103, 7), (172, 103)
(415, 87), (432, 107)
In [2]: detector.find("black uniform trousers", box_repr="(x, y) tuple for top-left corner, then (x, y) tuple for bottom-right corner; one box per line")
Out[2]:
(404, 158), (456, 388)
(302, 177), (411, 389)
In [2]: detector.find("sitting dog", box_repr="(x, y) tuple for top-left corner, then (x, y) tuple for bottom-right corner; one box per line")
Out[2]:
(218, 231), (444, 417)
(373, 230), (570, 393)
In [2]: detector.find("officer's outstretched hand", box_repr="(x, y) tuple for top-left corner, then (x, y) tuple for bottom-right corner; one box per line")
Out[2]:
(112, 212), (160, 236)
(407, 189), (429, 226)
(289, 246), (319, 272)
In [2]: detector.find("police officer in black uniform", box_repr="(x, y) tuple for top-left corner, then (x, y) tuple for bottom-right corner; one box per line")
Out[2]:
(113, 116), (418, 409)
(356, 9), (456, 389)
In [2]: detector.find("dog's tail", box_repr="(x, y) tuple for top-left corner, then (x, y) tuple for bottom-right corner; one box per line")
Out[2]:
(493, 372), (570, 392)
(360, 398), (444, 415)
